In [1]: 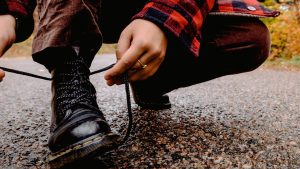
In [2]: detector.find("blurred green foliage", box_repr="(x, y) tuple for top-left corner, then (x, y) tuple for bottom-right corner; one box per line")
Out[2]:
(262, 0), (300, 60)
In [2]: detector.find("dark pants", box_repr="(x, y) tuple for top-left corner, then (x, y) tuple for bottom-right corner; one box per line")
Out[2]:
(33, 0), (270, 96)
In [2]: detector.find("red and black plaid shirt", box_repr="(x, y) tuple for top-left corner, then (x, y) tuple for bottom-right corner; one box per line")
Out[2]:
(3, 0), (279, 56)
(133, 0), (280, 56)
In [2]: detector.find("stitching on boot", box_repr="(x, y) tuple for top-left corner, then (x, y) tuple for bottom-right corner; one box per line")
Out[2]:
(49, 134), (106, 160)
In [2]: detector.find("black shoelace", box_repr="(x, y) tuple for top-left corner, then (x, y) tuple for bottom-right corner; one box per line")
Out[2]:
(54, 59), (100, 123)
(0, 65), (132, 144)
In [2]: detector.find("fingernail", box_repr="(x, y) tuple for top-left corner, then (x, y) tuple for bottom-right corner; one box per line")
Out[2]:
(106, 81), (114, 86)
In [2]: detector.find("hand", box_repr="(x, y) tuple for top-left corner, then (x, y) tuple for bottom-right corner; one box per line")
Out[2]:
(0, 15), (16, 82)
(104, 19), (168, 86)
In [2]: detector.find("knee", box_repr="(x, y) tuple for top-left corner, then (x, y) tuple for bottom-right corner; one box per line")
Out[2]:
(246, 20), (271, 71)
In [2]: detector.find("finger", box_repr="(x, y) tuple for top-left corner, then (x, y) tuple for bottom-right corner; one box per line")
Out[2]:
(104, 43), (145, 81)
(0, 69), (5, 82)
(116, 31), (132, 60)
(0, 39), (13, 57)
(106, 75), (125, 86)
(109, 56), (162, 85)
(106, 52), (149, 86)
(107, 77), (123, 86)
(129, 57), (162, 82)
(0, 41), (7, 82)
(0, 40), (6, 56)
(106, 78), (116, 86)
(128, 49), (165, 77)
(115, 80), (124, 85)
(129, 51), (156, 71)
(106, 32), (133, 86)
(107, 75), (128, 86)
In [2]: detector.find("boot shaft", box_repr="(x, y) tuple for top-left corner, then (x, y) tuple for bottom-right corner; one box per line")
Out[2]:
(50, 54), (100, 132)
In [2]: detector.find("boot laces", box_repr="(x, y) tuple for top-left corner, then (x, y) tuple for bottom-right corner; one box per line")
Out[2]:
(54, 58), (99, 120)
(0, 63), (132, 144)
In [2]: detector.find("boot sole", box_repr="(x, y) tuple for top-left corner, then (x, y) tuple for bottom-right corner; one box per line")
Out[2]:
(48, 132), (121, 169)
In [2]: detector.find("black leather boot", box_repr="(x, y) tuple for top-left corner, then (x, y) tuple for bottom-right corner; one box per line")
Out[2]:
(48, 53), (120, 168)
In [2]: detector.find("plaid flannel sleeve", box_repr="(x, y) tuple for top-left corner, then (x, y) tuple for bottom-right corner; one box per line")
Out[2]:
(1, 0), (36, 42)
(212, 0), (280, 17)
(133, 0), (215, 57)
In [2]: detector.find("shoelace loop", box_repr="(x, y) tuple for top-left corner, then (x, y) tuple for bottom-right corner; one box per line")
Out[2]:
(0, 65), (132, 144)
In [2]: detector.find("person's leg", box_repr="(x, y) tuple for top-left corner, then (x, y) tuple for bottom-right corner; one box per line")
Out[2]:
(132, 16), (270, 108)
(33, 0), (104, 70)
(32, 0), (121, 168)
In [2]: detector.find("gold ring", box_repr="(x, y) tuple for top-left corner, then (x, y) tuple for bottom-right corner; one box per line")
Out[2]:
(137, 59), (147, 69)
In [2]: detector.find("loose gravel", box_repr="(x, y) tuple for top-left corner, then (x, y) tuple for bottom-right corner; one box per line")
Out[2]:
(0, 55), (299, 169)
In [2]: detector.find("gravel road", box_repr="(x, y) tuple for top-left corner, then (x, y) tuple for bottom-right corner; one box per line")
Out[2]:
(0, 55), (299, 169)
